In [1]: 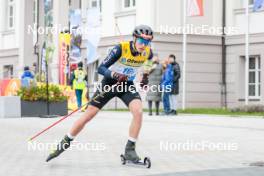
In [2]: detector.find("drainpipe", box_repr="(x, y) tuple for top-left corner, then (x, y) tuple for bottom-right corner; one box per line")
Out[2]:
(221, 0), (227, 108)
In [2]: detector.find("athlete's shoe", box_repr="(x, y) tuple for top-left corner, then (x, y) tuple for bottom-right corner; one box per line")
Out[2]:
(124, 140), (140, 162)
(46, 135), (73, 162)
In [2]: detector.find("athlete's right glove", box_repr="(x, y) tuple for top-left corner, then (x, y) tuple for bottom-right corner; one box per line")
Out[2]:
(111, 72), (128, 82)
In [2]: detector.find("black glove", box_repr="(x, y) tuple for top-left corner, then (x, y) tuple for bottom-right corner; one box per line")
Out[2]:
(112, 72), (128, 82)
(140, 73), (149, 88)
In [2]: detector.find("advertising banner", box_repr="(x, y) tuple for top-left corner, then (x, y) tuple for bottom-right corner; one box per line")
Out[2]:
(59, 33), (71, 85)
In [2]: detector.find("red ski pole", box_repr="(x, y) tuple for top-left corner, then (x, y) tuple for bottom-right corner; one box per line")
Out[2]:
(28, 89), (108, 141)
(28, 102), (87, 141)
(28, 83), (118, 142)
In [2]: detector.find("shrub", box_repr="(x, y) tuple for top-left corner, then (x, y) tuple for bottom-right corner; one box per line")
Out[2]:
(17, 84), (68, 102)
(231, 105), (264, 113)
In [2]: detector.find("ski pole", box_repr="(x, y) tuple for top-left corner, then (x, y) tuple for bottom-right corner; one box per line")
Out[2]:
(28, 83), (118, 141)
(28, 90), (105, 142)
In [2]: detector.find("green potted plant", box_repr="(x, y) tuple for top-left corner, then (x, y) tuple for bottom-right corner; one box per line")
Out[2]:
(17, 84), (68, 117)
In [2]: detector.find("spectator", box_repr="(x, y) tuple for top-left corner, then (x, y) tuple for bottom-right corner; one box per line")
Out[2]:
(146, 56), (163, 116)
(21, 66), (35, 88)
(69, 64), (78, 85)
(70, 62), (88, 110)
(143, 59), (153, 74)
(161, 58), (173, 115)
(168, 54), (181, 115)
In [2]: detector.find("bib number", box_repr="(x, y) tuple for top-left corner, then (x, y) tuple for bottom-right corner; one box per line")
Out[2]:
(123, 68), (136, 81)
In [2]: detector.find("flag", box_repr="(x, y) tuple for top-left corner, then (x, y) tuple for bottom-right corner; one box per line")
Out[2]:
(44, 0), (53, 27)
(69, 9), (81, 29)
(59, 33), (71, 85)
(187, 0), (204, 17)
(253, 0), (264, 11)
(86, 8), (101, 64)
(69, 9), (82, 63)
(41, 43), (46, 72)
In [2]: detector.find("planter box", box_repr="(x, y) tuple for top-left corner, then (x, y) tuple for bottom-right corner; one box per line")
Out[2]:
(0, 96), (21, 118)
(21, 100), (68, 117)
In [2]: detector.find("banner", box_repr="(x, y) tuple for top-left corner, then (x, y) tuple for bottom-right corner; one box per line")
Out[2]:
(69, 9), (82, 63)
(44, 0), (54, 54)
(0, 79), (87, 110)
(0, 79), (21, 96)
(44, 0), (53, 27)
(187, 0), (204, 17)
(70, 9), (81, 29)
(41, 43), (46, 72)
(59, 33), (71, 85)
(86, 8), (101, 64)
(254, 0), (264, 11)
(41, 0), (55, 82)
(58, 85), (88, 110)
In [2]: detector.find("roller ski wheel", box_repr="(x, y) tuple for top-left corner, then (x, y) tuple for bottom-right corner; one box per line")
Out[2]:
(120, 154), (151, 168)
(120, 154), (126, 165)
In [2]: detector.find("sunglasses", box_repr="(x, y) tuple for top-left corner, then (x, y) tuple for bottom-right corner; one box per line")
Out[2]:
(136, 38), (151, 46)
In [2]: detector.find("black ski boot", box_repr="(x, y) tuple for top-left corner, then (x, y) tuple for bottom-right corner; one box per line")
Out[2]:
(124, 140), (140, 162)
(46, 135), (73, 162)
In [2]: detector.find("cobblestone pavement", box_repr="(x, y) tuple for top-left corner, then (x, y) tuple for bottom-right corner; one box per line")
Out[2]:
(0, 112), (264, 176)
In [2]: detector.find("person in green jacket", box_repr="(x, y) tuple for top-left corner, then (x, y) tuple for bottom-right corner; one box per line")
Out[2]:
(70, 62), (88, 109)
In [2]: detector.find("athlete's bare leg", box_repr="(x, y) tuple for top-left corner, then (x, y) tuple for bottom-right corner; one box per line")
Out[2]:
(128, 99), (143, 139)
(124, 99), (143, 162)
(69, 105), (100, 136)
(46, 105), (99, 162)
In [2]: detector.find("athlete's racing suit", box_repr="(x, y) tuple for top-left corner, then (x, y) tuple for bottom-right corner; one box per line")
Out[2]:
(89, 41), (153, 109)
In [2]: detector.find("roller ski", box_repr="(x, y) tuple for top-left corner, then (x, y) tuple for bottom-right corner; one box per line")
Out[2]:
(120, 140), (151, 168)
(46, 135), (72, 162)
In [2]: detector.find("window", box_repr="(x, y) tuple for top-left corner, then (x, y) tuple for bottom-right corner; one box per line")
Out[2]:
(7, 0), (15, 29)
(249, 0), (254, 5)
(248, 56), (261, 98)
(33, 0), (38, 24)
(123, 0), (136, 9)
(90, 0), (102, 12)
(91, 0), (97, 8)
(243, 0), (254, 7)
(3, 65), (13, 78)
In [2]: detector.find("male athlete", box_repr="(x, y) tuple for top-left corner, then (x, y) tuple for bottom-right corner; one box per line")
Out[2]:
(46, 25), (154, 162)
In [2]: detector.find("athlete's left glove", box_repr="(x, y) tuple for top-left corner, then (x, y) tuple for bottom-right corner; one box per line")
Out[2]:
(111, 72), (128, 82)
(140, 73), (149, 88)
